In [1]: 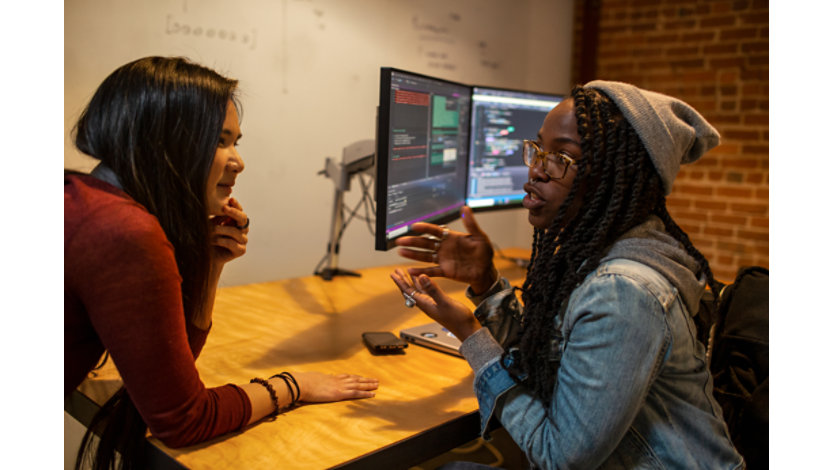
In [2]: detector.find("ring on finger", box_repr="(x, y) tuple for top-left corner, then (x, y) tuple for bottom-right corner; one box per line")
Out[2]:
(432, 252), (438, 263)
(441, 227), (449, 241)
(403, 290), (416, 308)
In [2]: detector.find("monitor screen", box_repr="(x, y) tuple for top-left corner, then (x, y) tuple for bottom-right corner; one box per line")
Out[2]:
(466, 86), (563, 211)
(375, 68), (472, 251)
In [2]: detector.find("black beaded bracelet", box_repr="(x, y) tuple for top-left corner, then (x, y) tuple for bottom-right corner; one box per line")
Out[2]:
(250, 377), (280, 416)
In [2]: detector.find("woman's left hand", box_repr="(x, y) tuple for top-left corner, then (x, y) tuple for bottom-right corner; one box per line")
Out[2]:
(210, 197), (249, 266)
(390, 268), (481, 342)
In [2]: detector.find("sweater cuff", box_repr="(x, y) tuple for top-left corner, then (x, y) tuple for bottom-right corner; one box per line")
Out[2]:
(465, 275), (511, 307)
(460, 327), (505, 374)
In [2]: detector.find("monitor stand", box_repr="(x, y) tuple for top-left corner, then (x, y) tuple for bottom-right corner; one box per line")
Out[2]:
(315, 185), (361, 281)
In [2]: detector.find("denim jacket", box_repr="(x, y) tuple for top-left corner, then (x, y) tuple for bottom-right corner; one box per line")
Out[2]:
(459, 220), (743, 469)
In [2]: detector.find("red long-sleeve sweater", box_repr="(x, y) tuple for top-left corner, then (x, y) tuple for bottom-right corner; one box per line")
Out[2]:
(64, 174), (252, 448)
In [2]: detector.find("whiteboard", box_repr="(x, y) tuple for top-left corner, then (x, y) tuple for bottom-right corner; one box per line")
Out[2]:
(65, 0), (574, 286)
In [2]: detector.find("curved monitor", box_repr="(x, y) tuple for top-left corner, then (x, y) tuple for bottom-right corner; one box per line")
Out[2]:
(375, 68), (471, 251)
(466, 86), (563, 211)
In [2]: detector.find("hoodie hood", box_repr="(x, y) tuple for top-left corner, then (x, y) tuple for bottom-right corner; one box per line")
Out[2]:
(601, 215), (705, 315)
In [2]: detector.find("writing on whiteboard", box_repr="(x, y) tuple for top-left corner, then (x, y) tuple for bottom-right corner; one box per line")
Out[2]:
(165, 14), (258, 50)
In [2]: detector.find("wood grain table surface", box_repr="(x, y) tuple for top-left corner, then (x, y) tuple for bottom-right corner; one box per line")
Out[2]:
(74, 249), (530, 469)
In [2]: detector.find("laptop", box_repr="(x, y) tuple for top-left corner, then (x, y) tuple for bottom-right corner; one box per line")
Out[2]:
(399, 322), (463, 357)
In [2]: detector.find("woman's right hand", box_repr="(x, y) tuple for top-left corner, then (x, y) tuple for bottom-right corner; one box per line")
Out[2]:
(390, 268), (481, 342)
(395, 206), (497, 294)
(292, 372), (378, 403)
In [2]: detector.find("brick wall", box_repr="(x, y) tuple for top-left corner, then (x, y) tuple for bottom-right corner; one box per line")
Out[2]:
(571, 0), (769, 281)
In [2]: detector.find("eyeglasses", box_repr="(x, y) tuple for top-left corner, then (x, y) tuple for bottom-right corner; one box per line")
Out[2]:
(521, 140), (576, 180)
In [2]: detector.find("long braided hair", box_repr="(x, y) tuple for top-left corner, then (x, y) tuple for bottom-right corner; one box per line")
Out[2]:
(507, 85), (721, 401)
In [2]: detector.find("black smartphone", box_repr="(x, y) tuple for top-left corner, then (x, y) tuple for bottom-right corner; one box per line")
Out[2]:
(362, 331), (408, 355)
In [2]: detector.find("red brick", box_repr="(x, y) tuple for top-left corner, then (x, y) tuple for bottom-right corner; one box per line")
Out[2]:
(697, 155), (722, 166)
(704, 43), (738, 54)
(730, 202), (768, 214)
(741, 42), (769, 54)
(676, 184), (715, 196)
(740, 69), (768, 81)
(663, 19), (698, 30)
(741, 12), (769, 24)
(756, 188), (769, 199)
(737, 230), (770, 242)
(711, 214), (748, 225)
(688, 170), (706, 180)
(747, 55), (769, 67)
(750, 217), (769, 229)
(717, 186), (753, 198)
(746, 172), (764, 184)
(695, 199), (729, 211)
(742, 144), (769, 155)
(632, 22), (659, 32)
(742, 83), (769, 95)
(701, 15), (737, 27)
(723, 129), (760, 140)
(752, 243), (770, 256)
(682, 31), (715, 42)
(720, 28), (758, 40)
(717, 255), (734, 265)
(743, 114), (769, 126)
(710, 57), (745, 68)
(723, 158), (759, 169)
(726, 172), (744, 183)
(732, 0), (752, 11)
(717, 241), (747, 253)
(720, 101), (737, 111)
(705, 226), (734, 237)
(668, 46), (700, 56)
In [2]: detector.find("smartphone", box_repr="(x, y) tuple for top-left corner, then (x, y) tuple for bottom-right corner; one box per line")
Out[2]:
(362, 331), (408, 355)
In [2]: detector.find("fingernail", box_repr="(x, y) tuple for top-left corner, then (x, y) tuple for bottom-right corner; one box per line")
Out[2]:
(420, 276), (430, 288)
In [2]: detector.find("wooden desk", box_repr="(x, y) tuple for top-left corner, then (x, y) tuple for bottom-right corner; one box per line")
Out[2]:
(69, 250), (529, 469)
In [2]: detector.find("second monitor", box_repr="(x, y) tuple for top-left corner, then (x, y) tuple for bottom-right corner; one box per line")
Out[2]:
(467, 86), (563, 211)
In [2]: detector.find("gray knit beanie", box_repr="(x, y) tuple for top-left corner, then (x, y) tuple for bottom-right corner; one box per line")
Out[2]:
(584, 80), (720, 194)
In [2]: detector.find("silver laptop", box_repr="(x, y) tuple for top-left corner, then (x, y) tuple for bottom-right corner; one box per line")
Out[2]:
(399, 322), (463, 357)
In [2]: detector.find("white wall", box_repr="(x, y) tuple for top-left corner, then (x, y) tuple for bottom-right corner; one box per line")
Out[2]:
(64, 0), (574, 286)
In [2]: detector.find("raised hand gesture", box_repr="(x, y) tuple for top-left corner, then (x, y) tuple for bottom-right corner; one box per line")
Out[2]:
(395, 206), (497, 294)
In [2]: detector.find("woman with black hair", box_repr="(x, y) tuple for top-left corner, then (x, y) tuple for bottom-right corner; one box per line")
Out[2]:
(65, 56), (378, 470)
(391, 81), (743, 469)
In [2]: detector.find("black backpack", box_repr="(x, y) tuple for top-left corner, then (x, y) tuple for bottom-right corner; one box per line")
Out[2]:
(694, 266), (769, 469)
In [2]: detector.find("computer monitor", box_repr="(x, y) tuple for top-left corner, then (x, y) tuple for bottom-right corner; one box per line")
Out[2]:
(466, 86), (563, 211)
(375, 68), (472, 251)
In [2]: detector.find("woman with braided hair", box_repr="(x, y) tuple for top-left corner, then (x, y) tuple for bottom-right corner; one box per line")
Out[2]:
(391, 81), (743, 469)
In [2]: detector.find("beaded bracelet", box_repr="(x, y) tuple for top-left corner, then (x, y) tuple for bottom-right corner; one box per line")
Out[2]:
(250, 377), (280, 416)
